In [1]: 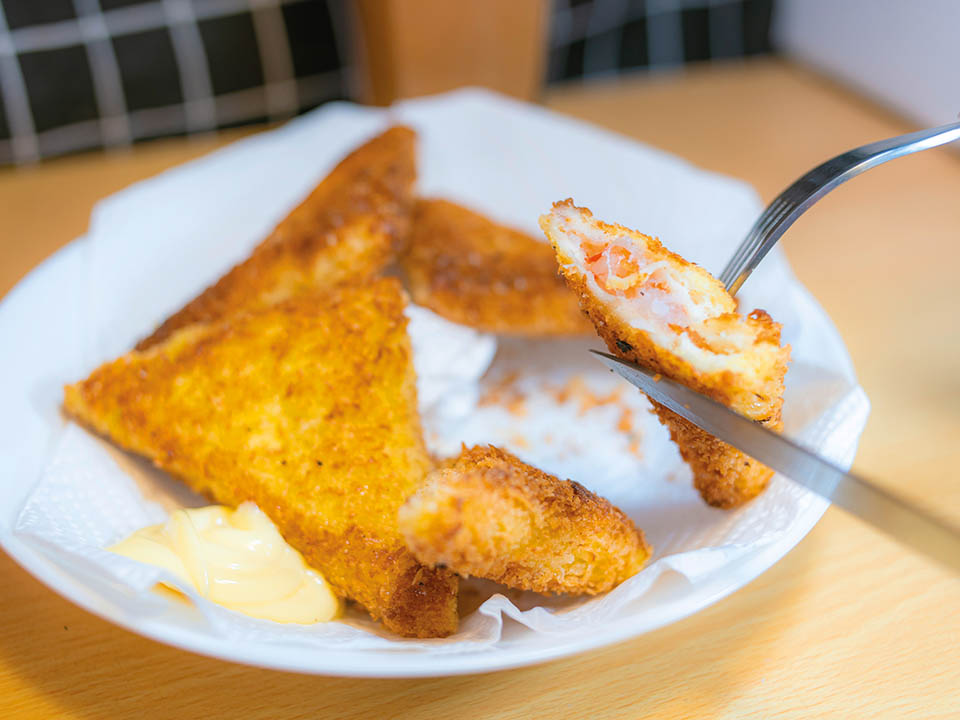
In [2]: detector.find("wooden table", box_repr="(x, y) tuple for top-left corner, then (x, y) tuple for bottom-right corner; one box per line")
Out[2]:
(2, 59), (958, 719)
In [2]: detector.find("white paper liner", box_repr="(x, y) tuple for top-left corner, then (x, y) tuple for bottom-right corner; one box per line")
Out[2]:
(12, 89), (869, 655)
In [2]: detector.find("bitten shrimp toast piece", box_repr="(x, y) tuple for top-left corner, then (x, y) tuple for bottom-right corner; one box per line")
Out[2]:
(137, 126), (417, 350)
(540, 200), (790, 508)
(399, 445), (651, 594)
(400, 199), (592, 335)
(65, 280), (458, 638)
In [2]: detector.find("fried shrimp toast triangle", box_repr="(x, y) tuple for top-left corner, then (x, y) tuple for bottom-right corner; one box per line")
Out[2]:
(65, 279), (458, 638)
(399, 445), (651, 595)
(137, 125), (417, 350)
(400, 199), (592, 335)
(541, 200), (790, 508)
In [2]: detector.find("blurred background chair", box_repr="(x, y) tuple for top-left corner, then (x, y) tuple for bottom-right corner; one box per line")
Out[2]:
(0, 0), (776, 165)
(0, 0), (956, 166)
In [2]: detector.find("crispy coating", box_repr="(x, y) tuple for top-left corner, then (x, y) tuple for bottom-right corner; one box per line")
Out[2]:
(136, 126), (417, 350)
(541, 200), (790, 508)
(398, 445), (651, 594)
(65, 280), (458, 638)
(399, 199), (592, 335)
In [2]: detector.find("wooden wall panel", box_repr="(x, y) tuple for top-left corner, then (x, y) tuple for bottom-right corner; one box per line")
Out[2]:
(351, 0), (550, 105)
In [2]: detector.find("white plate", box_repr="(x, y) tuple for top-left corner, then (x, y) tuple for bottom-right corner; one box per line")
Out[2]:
(0, 90), (869, 676)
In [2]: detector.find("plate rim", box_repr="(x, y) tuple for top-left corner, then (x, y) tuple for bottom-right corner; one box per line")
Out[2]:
(0, 111), (863, 675)
(1, 495), (825, 677)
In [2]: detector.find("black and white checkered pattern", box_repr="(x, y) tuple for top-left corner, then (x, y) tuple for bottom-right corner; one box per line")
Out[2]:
(0, 0), (775, 165)
(0, 0), (349, 165)
(548, 0), (773, 83)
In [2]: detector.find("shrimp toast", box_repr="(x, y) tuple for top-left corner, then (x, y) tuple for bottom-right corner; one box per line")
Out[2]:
(65, 279), (459, 638)
(398, 445), (651, 594)
(540, 200), (790, 508)
(400, 199), (591, 335)
(137, 126), (417, 350)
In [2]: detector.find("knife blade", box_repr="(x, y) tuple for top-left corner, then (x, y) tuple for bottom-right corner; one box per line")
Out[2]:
(591, 350), (960, 574)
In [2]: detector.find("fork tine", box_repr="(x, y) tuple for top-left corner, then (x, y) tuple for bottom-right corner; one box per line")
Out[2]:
(727, 197), (791, 266)
(720, 196), (793, 286)
(720, 119), (960, 295)
(722, 198), (797, 290)
(734, 200), (788, 259)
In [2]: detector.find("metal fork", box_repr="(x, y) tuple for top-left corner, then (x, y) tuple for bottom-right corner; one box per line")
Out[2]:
(719, 119), (960, 296)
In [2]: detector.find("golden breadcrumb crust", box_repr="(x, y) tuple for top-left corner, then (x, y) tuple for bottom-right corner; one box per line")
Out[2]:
(136, 126), (417, 350)
(400, 199), (592, 335)
(65, 280), (458, 638)
(542, 200), (790, 508)
(398, 445), (651, 594)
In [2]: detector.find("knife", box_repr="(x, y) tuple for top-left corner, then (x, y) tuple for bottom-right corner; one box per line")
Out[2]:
(591, 350), (960, 574)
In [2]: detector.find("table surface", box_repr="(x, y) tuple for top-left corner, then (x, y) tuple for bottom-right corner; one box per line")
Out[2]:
(1, 59), (958, 719)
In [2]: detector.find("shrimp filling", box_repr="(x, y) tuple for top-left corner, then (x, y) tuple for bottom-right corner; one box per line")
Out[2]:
(578, 235), (723, 343)
(541, 200), (788, 386)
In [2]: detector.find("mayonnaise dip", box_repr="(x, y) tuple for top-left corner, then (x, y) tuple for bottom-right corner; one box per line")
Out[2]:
(110, 503), (340, 624)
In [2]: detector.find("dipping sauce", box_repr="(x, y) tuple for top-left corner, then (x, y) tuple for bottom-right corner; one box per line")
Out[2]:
(110, 502), (340, 624)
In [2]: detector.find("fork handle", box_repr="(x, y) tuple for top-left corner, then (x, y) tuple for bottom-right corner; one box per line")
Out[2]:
(722, 119), (960, 295)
